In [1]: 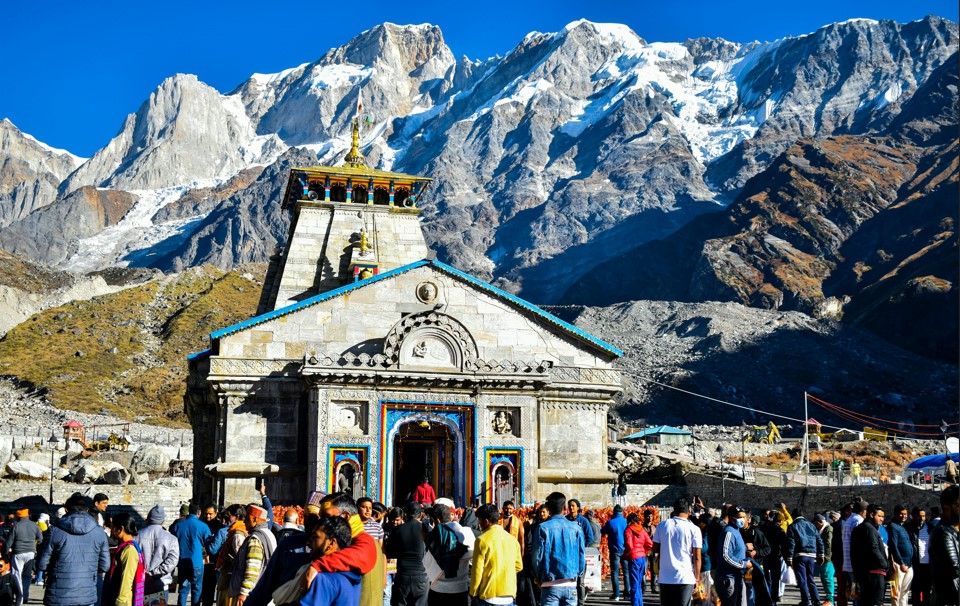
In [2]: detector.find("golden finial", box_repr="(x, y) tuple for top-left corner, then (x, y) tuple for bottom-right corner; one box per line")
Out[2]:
(359, 227), (370, 253)
(343, 117), (366, 167)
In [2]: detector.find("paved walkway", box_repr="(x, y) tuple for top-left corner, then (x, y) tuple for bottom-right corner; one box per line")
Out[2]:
(26, 577), (811, 605)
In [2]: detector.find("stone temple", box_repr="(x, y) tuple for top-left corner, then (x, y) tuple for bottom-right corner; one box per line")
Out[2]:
(186, 120), (623, 507)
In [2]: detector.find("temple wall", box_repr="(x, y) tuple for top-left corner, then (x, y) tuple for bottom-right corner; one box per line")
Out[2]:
(219, 266), (615, 369)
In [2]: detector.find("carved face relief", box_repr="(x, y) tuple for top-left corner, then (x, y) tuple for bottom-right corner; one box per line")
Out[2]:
(331, 402), (367, 434)
(416, 281), (439, 304)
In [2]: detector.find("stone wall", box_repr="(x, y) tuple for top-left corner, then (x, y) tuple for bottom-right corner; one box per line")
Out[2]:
(0, 480), (192, 527)
(621, 473), (943, 514)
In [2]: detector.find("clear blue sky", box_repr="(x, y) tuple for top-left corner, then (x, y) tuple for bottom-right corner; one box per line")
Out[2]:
(2, 0), (956, 157)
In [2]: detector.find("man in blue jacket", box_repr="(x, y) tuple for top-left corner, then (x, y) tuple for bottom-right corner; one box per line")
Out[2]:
(173, 502), (212, 606)
(602, 504), (630, 601)
(887, 504), (914, 606)
(567, 499), (594, 606)
(717, 506), (753, 606)
(36, 493), (110, 606)
(786, 509), (824, 606)
(298, 516), (361, 606)
(531, 492), (585, 606)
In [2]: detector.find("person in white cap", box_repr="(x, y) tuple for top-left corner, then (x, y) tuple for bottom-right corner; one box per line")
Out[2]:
(228, 503), (277, 605)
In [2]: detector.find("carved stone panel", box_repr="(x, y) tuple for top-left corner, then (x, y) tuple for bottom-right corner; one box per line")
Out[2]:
(490, 407), (520, 438)
(330, 401), (368, 435)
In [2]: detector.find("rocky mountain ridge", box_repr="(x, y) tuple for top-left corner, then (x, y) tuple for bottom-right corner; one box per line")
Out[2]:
(0, 18), (955, 303)
(561, 52), (959, 362)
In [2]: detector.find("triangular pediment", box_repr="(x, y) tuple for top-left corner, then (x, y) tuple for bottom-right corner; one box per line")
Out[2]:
(207, 259), (621, 360)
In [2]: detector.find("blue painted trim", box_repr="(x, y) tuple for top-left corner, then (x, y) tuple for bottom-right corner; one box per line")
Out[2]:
(210, 261), (429, 340)
(187, 349), (211, 362)
(429, 260), (623, 358)
(379, 399), (477, 507)
(482, 446), (526, 506)
(327, 444), (371, 499)
(208, 258), (621, 358)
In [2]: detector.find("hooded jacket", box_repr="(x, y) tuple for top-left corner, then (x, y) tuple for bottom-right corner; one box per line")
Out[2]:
(624, 523), (653, 560)
(137, 506), (180, 588)
(299, 569), (362, 606)
(37, 511), (110, 606)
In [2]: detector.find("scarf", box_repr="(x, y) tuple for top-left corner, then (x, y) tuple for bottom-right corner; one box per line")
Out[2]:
(104, 540), (145, 606)
(217, 520), (248, 569)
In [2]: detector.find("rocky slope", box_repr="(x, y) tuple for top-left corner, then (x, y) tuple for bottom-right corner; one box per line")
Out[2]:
(0, 265), (263, 424)
(558, 300), (957, 428)
(562, 52), (958, 361)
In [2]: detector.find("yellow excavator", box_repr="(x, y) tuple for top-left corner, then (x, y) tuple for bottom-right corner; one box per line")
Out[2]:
(744, 422), (782, 444)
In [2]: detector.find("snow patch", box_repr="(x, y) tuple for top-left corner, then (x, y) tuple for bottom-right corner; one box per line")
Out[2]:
(306, 64), (372, 91)
(63, 181), (221, 273)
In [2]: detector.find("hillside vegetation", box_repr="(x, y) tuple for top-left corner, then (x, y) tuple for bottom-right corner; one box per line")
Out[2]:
(0, 265), (264, 425)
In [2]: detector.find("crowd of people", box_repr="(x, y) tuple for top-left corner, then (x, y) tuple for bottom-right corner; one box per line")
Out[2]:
(0, 481), (955, 606)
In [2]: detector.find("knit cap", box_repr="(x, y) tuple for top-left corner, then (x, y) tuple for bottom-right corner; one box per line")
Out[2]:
(147, 505), (166, 525)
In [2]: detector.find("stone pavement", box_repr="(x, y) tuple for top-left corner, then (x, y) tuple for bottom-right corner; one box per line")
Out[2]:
(26, 577), (811, 605)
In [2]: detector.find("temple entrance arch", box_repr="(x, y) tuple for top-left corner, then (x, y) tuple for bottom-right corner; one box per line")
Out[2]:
(381, 402), (474, 506)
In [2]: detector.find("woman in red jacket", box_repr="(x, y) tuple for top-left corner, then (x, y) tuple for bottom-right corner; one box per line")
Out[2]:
(624, 512), (654, 606)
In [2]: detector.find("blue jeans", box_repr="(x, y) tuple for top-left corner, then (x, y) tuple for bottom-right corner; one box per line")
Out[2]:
(178, 562), (204, 606)
(610, 551), (631, 599)
(629, 557), (647, 606)
(540, 585), (577, 606)
(794, 557), (820, 606)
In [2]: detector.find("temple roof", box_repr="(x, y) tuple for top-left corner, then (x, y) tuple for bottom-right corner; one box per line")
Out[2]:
(292, 163), (433, 183)
(198, 259), (622, 359)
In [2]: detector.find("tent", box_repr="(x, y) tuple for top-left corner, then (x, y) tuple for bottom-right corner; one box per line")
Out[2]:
(903, 452), (959, 481)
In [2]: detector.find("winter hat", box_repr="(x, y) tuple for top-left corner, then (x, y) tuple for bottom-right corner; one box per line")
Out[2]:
(248, 505), (268, 521)
(55, 507), (66, 518)
(434, 497), (456, 509)
(179, 503), (190, 516)
(15, 508), (28, 518)
(813, 514), (826, 523)
(828, 511), (841, 522)
(38, 513), (50, 524)
(613, 504), (623, 513)
(147, 505), (166, 525)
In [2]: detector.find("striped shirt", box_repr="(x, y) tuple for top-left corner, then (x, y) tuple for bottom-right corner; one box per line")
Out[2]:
(364, 518), (385, 541)
(841, 513), (863, 573)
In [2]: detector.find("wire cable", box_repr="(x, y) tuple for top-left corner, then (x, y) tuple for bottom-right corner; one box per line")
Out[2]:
(638, 376), (940, 442)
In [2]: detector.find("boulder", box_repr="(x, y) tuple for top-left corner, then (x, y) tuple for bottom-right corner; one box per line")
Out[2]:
(71, 460), (124, 484)
(5, 460), (50, 480)
(102, 465), (131, 485)
(131, 445), (170, 474)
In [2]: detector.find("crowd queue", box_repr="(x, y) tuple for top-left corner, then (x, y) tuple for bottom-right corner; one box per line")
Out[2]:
(0, 479), (955, 606)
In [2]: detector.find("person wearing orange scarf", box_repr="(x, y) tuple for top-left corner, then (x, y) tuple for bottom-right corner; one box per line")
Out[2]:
(215, 506), (249, 606)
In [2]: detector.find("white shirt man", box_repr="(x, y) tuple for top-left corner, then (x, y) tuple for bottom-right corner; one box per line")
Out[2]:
(653, 498), (703, 606)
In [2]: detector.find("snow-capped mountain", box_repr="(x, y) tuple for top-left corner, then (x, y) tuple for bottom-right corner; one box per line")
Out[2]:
(0, 118), (85, 229)
(0, 17), (956, 303)
(60, 74), (287, 194)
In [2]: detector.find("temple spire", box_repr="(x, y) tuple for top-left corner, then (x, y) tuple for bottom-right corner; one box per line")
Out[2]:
(343, 117), (366, 168)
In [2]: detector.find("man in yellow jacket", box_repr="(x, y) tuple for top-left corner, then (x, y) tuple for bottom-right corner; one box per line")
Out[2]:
(471, 503), (523, 605)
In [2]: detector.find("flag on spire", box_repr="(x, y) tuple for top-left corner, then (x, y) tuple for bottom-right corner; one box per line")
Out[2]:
(356, 87), (363, 119)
